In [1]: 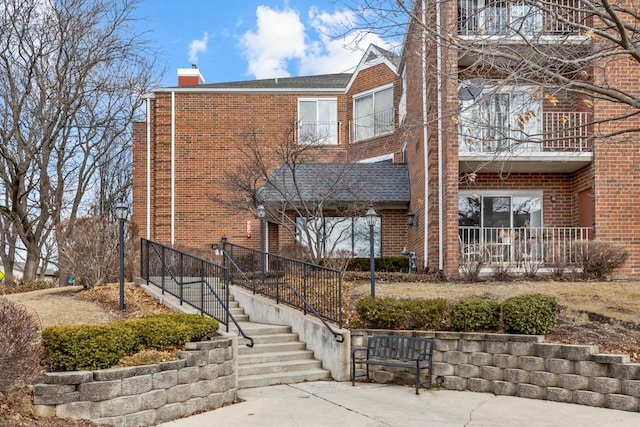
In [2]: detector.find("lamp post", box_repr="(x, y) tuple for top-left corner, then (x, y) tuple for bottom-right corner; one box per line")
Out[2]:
(114, 202), (128, 311)
(257, 205), (266, 285)
(365, 206), (378, 298)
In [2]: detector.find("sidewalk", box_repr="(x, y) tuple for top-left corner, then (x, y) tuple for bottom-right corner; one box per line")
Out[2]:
(159, 381), (640, 426)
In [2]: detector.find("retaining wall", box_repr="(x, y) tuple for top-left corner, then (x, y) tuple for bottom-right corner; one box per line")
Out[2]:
(352, 330), (640, 412)
(33, 336), (237, 426)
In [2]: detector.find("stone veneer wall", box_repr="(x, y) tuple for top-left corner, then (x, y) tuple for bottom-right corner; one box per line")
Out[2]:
(352, 330), (640, 412)
(33, 336), (236, 426)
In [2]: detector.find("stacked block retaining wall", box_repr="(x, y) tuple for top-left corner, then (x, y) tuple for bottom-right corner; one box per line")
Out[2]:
(352, 330), (639, 412)
(33, 336), (236, 426)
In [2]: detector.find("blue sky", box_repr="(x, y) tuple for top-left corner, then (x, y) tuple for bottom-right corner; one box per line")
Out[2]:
(135, 1), (392, 87)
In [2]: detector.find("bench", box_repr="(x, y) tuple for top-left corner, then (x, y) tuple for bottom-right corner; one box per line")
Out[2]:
(351, 335), (434, 394)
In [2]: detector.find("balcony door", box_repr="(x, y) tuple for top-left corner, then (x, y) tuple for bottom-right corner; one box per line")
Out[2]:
(298, 98), (338, 145)
(459, 1), (540, 36)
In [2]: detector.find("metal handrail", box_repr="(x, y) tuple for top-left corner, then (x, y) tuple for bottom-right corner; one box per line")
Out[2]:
(219, 242), (344, 343)
(141, 239), (254, 347)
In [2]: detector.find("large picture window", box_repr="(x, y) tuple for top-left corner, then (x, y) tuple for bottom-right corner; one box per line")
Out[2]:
(459, 85), (542, 153)
(298, 98), (338, 144)
(296, 216), (381, 258)
(353, 86), (394, 142)
(459, 192), (542, 230)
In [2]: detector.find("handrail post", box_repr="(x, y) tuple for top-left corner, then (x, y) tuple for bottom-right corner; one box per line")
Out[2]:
(179, 252), (184, 305)
(161, 245), (165, 295)
(200, 259), (205, 316)
(224, 266), (229, 333)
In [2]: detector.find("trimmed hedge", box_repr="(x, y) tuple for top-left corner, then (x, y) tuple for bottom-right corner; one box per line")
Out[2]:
(501, 293), (557, 335)
(355, 297), (446, 330)
(450, 298), (501, 332)
(348, 257), (409, 272)
(42, 313), (219, 371)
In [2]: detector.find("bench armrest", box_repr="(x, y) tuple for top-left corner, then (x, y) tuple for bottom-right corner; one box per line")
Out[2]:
(352, 347), (369, 360)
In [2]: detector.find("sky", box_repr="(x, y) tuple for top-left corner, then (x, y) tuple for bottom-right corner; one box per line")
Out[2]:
(134, 0), (393, 87)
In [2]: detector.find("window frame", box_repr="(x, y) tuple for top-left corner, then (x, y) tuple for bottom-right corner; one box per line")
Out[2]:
(352, 84), (395, 143)
(297, 97), (338, 145)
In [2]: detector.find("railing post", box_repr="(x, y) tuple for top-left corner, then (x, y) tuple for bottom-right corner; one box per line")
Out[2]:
(303, 263), (308, 316)
(161, 245), (165, 295)
(224, 266), (229, 333)
(200, 259), (205, 316)
(179, 252), (184, 305)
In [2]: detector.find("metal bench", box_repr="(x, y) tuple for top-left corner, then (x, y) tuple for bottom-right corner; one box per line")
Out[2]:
(351, 335), (434, 394)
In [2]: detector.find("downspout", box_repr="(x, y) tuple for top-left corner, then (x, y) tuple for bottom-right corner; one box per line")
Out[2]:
(171, 91), (176, 245)
(422, 0), (429, 270)
(146, 95), (152, 240)
(436, 0), (444, 272)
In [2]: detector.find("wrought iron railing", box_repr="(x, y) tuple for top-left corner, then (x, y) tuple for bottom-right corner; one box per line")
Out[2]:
(349, 108), (395, 143)
(459, 111), (591, 153)
(458, 0), (588, 37)
(220, 237), (344, 339)
(140, 238), (254, 347)
(296, 120), (340, 145)
(459, 226), (593, 265)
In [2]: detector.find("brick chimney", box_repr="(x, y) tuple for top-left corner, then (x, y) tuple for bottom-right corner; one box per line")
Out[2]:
(177, 64), (205, 86)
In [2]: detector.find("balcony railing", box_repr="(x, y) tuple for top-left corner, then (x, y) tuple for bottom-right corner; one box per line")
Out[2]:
(296, 121), (340, 145)
(459, 111), (591, 153)
(458, 0), (588, 37)
(349, 108), (395, 143)
(459, 226), (593, 265)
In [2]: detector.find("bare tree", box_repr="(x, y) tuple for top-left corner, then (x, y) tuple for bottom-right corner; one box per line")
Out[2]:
(0, 0), (160, 282)
(224, 127), (376, 265)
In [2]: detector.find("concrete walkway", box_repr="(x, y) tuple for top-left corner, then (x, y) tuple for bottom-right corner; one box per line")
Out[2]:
(159, 381), (640, 426)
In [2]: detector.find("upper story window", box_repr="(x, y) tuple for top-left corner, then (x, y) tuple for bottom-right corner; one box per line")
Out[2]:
(459, 84), (541, 153)
(352, 85), (394, 142)
(298, 98), (338, 145)
(458, 0), (540, 37)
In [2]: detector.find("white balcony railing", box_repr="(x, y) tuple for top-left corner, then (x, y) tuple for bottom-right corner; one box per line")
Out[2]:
(349, 108), (395, 143)
(459, 111), (591, 153)
(296, 121), (340, 145)
(459, 226), (593, 265)
(458, 0), (588, 37)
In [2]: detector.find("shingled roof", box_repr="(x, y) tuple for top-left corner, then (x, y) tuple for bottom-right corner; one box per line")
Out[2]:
(171, 73), (353, 90)
(258, 162), (410, 205)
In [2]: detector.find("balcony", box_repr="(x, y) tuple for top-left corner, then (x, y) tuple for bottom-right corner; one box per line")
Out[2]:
(459, 226), (593, 266)
(349, 108), (395, 143)
(459, 111), (593, 173)
(296, 121), (340, 145)
(458, 0), (588, 38)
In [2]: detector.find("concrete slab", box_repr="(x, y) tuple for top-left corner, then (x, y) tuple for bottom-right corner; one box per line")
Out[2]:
(158, 381), (640, 427)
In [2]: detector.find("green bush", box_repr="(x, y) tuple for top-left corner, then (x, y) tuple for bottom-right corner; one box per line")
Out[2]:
(501, 294), (557, 335)
(42, 324), (138, 371)
(450, 299), (501, 332)
(348, 257), (409, 272)
(42, 313), (219, 371)
(355, 297), (446, 330)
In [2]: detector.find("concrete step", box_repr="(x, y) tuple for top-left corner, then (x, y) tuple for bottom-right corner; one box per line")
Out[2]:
(239, 333), (299, 346)
(238, 350), (315, 365)
(230, 313), (250, 322)
(238, 341), (306, 355)
(238, 369), (331, 389)
(238, 359), (323, 376)
(232, 323), (292, 336)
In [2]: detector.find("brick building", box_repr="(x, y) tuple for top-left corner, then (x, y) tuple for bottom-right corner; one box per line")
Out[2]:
(133, 2), (640, 277)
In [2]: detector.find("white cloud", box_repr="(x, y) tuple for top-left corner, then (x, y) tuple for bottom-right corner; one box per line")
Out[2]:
(188, 32), (209, 64)
(239, 6), (306, 79)
(239, 5), (392, 79)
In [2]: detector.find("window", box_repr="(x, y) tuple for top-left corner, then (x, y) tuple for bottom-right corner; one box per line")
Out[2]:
(296, 216), (381, 258)
(459, 85), (542, 153)
(353, 86), (394, 142)
(458, 0), (540, 36)
(298, 98), (338, 144)
(458, 193), (542, 230)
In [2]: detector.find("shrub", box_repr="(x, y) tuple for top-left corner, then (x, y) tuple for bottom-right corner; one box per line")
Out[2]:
(42, 313), (219, 371)
(0, 297), (43, 393)
(450, 299), (501, 332)
(458, 252), (484, 282)
(355, 297), (446, 330)
(501, 294), (557, 335)
(572, 240), (629, 279)
(322, 249), (354, 273)
(348, 257), (409, 272)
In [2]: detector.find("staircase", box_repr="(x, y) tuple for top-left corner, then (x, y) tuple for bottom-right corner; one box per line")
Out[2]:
(228, 296), (331, 388)
(141, 283), (331, 388)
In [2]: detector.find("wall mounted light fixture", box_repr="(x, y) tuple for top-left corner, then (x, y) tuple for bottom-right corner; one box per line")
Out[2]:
(550, 193), (557, 202)
(407, 211), (418, 227)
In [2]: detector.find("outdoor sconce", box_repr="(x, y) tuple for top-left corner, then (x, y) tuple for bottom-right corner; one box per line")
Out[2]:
(550, 193), (557, 202)
(407, 211), (417, 227)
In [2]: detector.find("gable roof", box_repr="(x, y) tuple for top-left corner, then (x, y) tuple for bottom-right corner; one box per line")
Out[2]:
(346, 44), (400, 92)
(258, 162), (410, 206)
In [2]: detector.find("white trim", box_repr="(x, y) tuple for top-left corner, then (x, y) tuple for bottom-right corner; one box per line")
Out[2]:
(345, 45), (399, 93)
(153, 87), (345, 94)
(357, 153), (394, 163)
(460, 189), (544, 197)
(352, 83), (394, 100)
(146, 97), (151, 240)
(296, 97), (339, 145)
(171, 91), (176, 245)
